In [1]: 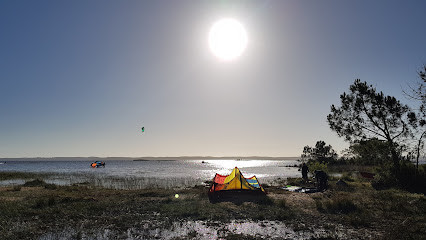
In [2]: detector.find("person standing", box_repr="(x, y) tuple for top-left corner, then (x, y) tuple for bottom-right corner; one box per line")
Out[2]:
(302, 163), (309, 182)
(314, 170), (328, 191)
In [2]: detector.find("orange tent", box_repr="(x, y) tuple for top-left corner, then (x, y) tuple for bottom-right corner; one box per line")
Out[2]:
(209, 167), (265, 196)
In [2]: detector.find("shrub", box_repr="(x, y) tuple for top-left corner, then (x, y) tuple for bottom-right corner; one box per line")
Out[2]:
(325, 197), (358, 214)
(23, 179), (46, 187)
(308, 161), (328, 173)
(372, 163), (426, 194)
(44, 183), (57, 190)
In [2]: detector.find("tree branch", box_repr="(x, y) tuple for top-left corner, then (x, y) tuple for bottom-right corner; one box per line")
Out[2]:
(359, 124), (387, 139)
(392, 121), (407, 141)
(361, 98), (389, 140)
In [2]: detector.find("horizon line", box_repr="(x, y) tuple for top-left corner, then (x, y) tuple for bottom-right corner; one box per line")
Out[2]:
(0, 156), (300, 159)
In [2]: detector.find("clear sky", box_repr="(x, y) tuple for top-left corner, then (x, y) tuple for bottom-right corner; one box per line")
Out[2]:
(1, 1), (425, 158)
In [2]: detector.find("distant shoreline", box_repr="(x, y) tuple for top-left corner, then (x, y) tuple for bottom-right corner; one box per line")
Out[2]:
(0, 156), (300, 161)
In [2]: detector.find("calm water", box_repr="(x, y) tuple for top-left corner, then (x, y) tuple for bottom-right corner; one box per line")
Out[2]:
(0, 159), (300, 189)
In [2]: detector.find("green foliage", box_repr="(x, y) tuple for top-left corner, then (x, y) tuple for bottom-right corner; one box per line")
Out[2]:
(302, 140), (337, 165)
(347, 138), (392, 165)
(372, 163), (426, 194)
(327, 79), (420, 169)
(307, 161), (328, 173)
(328, 79), (413, 143)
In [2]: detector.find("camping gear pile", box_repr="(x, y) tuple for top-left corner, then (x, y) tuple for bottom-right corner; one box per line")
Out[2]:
(282, 185), (317, 193)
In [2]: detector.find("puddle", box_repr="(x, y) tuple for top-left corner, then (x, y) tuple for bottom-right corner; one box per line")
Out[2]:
(39, 220), (358, 240)
(0, 179), (26, 186)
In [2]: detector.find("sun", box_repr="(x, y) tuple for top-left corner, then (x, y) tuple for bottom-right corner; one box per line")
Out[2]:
(208, 18), (248, 61)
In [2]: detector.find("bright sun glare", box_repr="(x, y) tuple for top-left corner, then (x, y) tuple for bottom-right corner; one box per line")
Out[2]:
(208, 18), (248, 61)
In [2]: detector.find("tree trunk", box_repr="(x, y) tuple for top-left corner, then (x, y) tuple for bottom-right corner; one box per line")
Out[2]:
(416, 131), (425, 171)
(388, 139), (400, 172)
(391, 148), (400, 171)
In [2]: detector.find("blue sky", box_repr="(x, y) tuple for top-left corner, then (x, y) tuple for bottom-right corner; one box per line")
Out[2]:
(1, 1), (425, 157)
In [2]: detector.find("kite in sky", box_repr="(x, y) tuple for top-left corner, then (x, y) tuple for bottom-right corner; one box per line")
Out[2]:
(141, 127), (144, 133)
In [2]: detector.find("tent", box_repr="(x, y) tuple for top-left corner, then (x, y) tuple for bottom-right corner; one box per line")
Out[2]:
(208, 167), (265, 200)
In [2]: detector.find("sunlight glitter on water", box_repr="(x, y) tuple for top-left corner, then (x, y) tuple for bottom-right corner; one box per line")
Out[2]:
(0, 159), (301, 189)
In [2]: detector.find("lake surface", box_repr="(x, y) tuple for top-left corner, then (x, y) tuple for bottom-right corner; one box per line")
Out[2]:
(0, 159), (300, 189)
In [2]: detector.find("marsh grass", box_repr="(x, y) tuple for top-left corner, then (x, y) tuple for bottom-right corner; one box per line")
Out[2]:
(1, 171), (207, 190)
(0, 172), (47, 181)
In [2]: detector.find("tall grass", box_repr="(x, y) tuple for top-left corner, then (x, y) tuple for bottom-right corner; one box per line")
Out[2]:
(1, 171), (207, 189)
(0, 172), (47, 180)
(314, 194), (358, 214)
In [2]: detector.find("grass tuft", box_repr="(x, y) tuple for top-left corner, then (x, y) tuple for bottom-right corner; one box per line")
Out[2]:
(276, 199), (287, 208)
(23, 179), (46, 187)
(315, 195), (358, 214)
(10, 186), (22, 191)
(44, 183), (58, 190)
